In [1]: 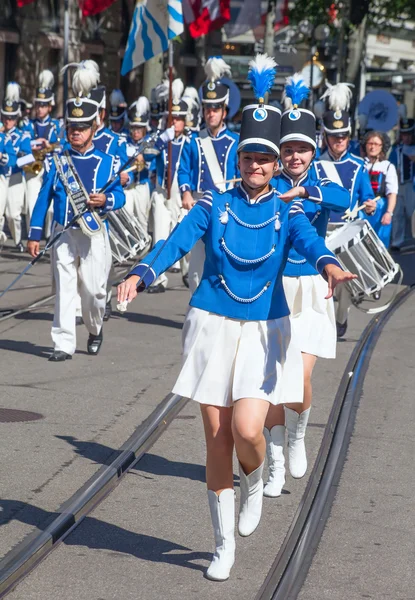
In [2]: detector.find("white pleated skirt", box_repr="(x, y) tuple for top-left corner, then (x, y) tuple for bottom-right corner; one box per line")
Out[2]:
(283, 274), (336, 359)
(172, 307), (304, 407)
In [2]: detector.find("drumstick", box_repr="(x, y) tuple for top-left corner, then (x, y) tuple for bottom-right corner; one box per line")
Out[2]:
(214, 177), (242, 186)
(341, 196), (380, 220)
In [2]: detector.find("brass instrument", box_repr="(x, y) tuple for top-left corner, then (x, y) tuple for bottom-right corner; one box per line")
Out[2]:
(124, 155), (147, 175)
(23, 142), (60, 175)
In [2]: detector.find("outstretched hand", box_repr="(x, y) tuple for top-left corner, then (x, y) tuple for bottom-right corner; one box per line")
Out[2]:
(278, 186), (306, 203)
(117, 275), (142, 305)
(324, 264), (358, 299)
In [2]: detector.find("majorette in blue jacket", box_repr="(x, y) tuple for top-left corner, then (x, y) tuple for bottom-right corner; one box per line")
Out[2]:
(272, 167), (350, 277)
(28, 145), (125, 241)
(1, 126), (32, 177)
(314, 149), (374, 222)
(23, 116), (61, 143)
(128, 184), (342, 321)
(0, 132), (17, 175)
(177, 125), (239, 194)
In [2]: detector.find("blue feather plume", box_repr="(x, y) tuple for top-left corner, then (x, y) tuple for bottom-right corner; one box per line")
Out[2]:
(247, 54), (277, 102)
(284, 74), (309, 108)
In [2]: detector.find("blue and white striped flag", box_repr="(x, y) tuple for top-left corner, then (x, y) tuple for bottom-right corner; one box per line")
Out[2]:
(121, 0), (184, 75)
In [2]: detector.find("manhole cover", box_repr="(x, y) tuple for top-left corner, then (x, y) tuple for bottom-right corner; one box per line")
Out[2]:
(0, 408), (44, 423)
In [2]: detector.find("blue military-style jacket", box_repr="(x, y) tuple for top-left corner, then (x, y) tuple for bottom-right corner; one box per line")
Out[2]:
(154, 133), (190, 189)
(1, 127), (32, 177)
(0, 132), (17, 175)
(273, 168), (350, 277)
(389, 143), (415, 185)
(178, 125), (239, 194)
(24, 116), (60, 143)
(129, 184), (341, 321)
(314, 148), (374, 222)
(94, 125), (132, 185)
(28, 145), (125, 241)
(125, 133), (155, 187)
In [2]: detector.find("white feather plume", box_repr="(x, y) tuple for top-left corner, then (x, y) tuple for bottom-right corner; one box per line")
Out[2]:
(71, 63), (101, 97)
(204, 57), (232, 82)
(135, 96), (150, 117)
(183, 86), (200, 106)
(154, 80), (169, 103)
(320, 81), (354, 113)
(5, 82), (21, 103)
(38, 69), (54, 90)
(172, 78), (184, 104)
(110, 89), (126, 108)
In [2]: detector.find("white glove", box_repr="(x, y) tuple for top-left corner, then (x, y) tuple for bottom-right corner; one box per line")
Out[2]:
(160, 126), (175, 143)
(116, 300), (129, 313)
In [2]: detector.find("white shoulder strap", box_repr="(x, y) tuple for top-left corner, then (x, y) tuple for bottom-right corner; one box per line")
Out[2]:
(316, 160), (344, 188)
(199, 130), (226, 193)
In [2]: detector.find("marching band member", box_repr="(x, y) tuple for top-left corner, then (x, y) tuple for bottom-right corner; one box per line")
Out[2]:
(124, 96), (154, 234)
(27, 95), (125, 361)
(118, 55), (356, 581)
(25, 70), (60, 223)
(389, 118), (415, 250)
(178, 57), (239, 292)
(108, 89), (129, 137)
(360, 130), (398, 248)
(182, 86), (201, 136)
(147, 79), (191, 293)
(0, 83), (24, 250)
(263, 75), (350, 494)
(314, 82), (375, 337)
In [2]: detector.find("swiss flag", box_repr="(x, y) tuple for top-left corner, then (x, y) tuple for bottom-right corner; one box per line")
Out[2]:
(79, 0), (118, 17)
(184, 0), (231, 38)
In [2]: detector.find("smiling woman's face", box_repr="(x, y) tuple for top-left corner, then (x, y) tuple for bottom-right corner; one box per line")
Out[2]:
(280, 141), (314, 178)
(238, 151), (278, 188)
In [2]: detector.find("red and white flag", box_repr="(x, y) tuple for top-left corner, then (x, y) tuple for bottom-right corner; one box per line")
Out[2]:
(183, 0), (231, 38)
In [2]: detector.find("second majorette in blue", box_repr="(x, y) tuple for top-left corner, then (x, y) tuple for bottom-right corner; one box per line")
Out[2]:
(118, 54), (356, 583)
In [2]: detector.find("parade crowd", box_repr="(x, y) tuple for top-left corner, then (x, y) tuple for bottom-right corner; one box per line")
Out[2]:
(0, 54), (413, 581)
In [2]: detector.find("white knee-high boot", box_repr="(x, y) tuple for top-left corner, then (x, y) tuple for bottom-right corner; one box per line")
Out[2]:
(206, 488), (236, 581)
(263, 426), (285, 497)
(238, 462), (264, 537)
(284, 406), (310, 479)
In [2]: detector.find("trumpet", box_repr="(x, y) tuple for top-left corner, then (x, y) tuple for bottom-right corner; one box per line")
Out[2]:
(23, 142), (61, 175)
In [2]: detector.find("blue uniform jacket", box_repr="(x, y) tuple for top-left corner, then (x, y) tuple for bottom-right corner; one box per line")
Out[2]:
(0, 132), (17, 174)
(178, 126), (239, 194)
(2, 127), (31, 176)
(129, 185), (341, 321)
(93, 126), (132, 185)
(24, 117), (60, 143)
(126, 133), (155, 187)
(314, 149), (374, 222)
(28, 145), (125, 241)
(273, 168), (350, 277)
(389, 144), (415, 184)
(154, 133), (190, 189)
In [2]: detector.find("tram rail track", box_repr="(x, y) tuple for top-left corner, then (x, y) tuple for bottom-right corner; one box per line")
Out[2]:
(0, 284), (412, 599)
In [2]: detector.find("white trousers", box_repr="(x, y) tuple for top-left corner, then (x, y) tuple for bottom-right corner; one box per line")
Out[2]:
(6, 173), (25, 245)
(0, 175), (8, 244)
(52, 226), (112, 355)
(149, 188), (173, 288)
(125, 182), (151, 234)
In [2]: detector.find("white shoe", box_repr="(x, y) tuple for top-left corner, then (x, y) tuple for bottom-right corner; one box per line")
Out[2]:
(263, 426), (286, 497)
(206, 489), (235, 581)
(238, 462), (264, 537)
(284, 407), (310, 479)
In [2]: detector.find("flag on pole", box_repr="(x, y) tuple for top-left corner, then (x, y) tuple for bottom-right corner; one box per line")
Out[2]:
(183, 0), (230, 38)
(224, 0), (267, 40)
(121, 0), (184, 75)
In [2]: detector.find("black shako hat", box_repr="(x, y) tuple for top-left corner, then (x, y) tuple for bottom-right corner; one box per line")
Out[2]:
(66, 97), (99, 125)
(129, 96), (150, 128)
(400, 118), (414, 133)
(280, 74), (316, 148)
(1, 82), (21, 117)
(238, 54), (280, 156)
(320, 81), (354, 137)
(201, 57), (231, 107)
(34, 69), (55, 105)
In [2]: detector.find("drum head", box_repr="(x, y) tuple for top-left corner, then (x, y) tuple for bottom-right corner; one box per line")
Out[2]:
(326, 220), (366, 252)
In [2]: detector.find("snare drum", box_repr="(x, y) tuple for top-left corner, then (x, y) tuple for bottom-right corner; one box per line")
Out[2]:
(326, 219), (400, 303)
(106, 207), (151, 264)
